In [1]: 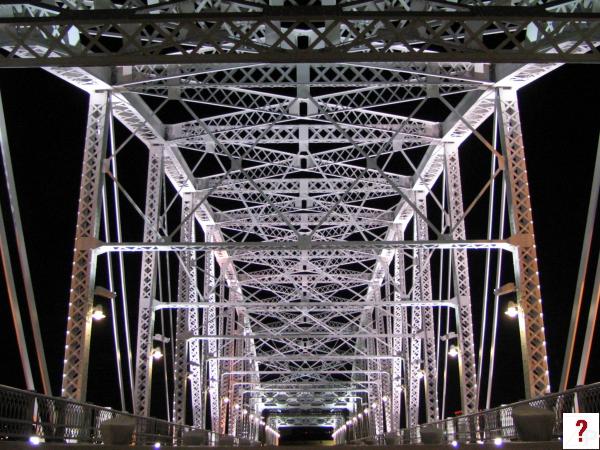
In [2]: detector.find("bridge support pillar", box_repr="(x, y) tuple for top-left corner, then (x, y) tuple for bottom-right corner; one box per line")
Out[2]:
(133, 149), (163, 416)
(445, 144), (478, 415)
(498, 89), (550, 398)
(62, 91), (109, 401)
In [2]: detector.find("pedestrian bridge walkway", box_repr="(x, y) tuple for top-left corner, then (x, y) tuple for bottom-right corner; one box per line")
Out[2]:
(0, 443), (565, 449)
(1, 383), (597, 449)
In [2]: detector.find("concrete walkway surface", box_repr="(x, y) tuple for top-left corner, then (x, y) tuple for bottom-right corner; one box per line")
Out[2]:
(0, 441), (563, 449)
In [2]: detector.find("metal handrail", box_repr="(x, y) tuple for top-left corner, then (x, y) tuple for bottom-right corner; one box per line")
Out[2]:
(0, 384), (239, 445)
(386, 382), (600, 445)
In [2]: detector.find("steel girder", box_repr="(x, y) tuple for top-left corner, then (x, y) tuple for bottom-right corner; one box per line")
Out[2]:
(172, 197), (198, 424)
(0, 6), (599, 66)
(61, 91), (108, 400)
(133, 150), (163, 416)
(498, 89), (550, 398)
(445, 144), (478, 415)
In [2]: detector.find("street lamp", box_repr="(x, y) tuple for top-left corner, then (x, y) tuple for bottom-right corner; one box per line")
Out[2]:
(448, 344), (460, 358)
(504, 301), (519, 318)
(151, 347), (163, 360)
(91, 305), (106, 321)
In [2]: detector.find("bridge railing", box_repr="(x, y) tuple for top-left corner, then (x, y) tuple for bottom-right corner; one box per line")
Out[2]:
(394, 382), (600, 445)
(0, 384), (226, 445)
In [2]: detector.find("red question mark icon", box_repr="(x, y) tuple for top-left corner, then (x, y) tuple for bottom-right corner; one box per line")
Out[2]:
(576, 419), (588, 442)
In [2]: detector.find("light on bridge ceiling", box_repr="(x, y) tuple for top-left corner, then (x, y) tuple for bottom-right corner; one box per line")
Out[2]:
(29, 436), (41, 446)
(151, 347), (163, 360)
(494, 437), (503, 447)
(154, 443), (161, 449)
(448, 345), (460, 358)
(223, 396), (230, 403)
(504, 301), (519, 319)
(417, 370), (425, 379)
(363, 408), (369, 414)
(234, 403), (240, 410)
(92, 305), (106, 321)
(451, 440), (459, 448)
(382, 395), (389, 403)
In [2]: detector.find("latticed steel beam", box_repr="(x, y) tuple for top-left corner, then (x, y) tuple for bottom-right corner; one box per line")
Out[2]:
(445, 144), (478, 415)
(89, 239), (515, 253)
(0, 7), (599, 66)
(498, 89), (550, 398)
(133, 150), (163, 416)
(172, 197), (197, 425)
(61, 91), (108, 401)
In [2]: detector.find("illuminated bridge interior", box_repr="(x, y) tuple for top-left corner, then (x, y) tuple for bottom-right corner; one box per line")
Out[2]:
(0, 0), (598, 446)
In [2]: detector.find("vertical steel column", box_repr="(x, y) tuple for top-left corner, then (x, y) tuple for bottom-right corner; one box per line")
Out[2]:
(414, 192), (439, 423)
(187, 211), (202, 425)
(375, 291), (392, 432)
(498, 89), (550, 398)
(392, 241), (407, 431)
(367, 332), (383, 434)
(204, 234), (219, 429)
(444, 144), (478, 414)
(62, 91), (109, 400)
(408, 242), (422, 427)
(133, 150), (163, 415)
(172, 196), (195, 424)
(223, 305), (238, 434)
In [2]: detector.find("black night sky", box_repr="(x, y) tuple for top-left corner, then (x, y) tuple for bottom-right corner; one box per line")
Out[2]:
(0, 63), (598, 423)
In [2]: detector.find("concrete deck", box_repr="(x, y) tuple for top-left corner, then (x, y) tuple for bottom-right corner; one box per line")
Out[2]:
(0, 441), (564, 449)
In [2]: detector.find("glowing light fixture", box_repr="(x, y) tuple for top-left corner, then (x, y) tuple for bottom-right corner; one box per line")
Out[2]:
(382, 395), (389, 402)
(29, 436), (41, 446)
(494, 437), (503, 446)
(448, 344), (460, 358)
(154, 442), (161, 449)
(92, 305), (106, 321)
(451, 440), (459, 448)
(151, 347), (163, 360)
(223, 396), (230, 404)
(504, 301), (519, 318)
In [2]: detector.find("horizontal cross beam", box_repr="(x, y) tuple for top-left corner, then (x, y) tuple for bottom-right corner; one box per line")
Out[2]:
(207, 355), (403, 361)
(154, 300), (456, 310)
(82, 237), (516, 253)
(184, 332), (423, 340)
(0, 7), (599, 66)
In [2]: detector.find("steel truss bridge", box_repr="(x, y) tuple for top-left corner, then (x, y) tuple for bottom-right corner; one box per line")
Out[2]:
(0, 0), (599, 443)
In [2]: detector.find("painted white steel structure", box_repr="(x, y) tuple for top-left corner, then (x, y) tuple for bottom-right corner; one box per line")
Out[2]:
(1, 0), (599, 439)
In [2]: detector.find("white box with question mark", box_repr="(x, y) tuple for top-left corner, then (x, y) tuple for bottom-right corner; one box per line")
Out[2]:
(563, 413), (599, 449)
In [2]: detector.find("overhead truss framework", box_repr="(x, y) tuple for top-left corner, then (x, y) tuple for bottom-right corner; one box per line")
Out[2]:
(1, 0), (598, 439)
